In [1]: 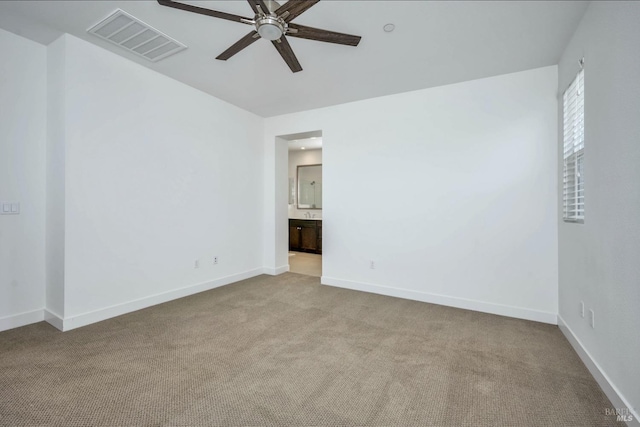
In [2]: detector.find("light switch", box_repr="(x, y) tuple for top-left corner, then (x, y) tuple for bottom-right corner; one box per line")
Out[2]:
(1, 201), (20, 215)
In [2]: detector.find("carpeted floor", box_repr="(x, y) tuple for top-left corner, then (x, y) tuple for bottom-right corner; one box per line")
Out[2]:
(0, 273), (618, 426)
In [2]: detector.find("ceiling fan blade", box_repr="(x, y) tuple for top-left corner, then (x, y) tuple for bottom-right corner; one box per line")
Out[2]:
(275, 0), (320, 22)
(272, 36), (302, 73)
(157, 0), (251, 24)
(287, 23), (361, 46)
(216, 31), (261, 61)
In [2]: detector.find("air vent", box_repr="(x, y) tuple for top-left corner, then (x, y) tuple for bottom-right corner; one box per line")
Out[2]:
(88, 9), (186, 62)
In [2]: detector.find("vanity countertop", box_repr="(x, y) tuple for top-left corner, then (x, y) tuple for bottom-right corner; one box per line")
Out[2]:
(290, 217), (322, 221)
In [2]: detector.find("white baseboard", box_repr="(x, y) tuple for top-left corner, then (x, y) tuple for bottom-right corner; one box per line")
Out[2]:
(59, 268), (264, 332)
(321, 276), (557, 325)
(44, 309), (64, 331)
(558, 315), (639, 426)
(0, 309), (45, 332)
(263, 265), (289, 275)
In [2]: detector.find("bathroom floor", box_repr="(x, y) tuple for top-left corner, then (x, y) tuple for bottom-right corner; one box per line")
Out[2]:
(288, 252), (322, 277)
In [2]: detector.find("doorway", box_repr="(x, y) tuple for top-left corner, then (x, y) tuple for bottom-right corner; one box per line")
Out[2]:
(284, 132), (322, 277)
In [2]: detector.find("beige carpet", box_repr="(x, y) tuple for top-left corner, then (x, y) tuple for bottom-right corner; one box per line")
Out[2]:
(0, 273), (617, 426)
(289, 251), (322, 277)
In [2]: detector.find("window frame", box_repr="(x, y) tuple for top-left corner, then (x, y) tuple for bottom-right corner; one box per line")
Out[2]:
(562, 67), (585, 223)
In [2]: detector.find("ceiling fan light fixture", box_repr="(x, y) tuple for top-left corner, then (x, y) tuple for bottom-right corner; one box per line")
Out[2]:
(256, 16), (285, 41)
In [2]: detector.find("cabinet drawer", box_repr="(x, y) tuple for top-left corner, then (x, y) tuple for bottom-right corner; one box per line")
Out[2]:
(289, 219), (317, 229)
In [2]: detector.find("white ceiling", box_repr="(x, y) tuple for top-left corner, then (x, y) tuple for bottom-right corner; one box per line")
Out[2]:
(0, 1), (589, 117)
(288, 137), (322, 151)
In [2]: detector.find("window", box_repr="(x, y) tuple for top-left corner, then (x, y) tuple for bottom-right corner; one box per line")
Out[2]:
(563, 68), (584, 222)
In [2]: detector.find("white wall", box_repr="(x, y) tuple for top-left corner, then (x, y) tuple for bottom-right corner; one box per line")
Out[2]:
(47, 34), (265, 329)
(45, 35), (66, 322)
(557, 2), (640, 421)
(288, 149), (322, 219)
(0, 28), (47, 330)
(265, 66), (559, 323)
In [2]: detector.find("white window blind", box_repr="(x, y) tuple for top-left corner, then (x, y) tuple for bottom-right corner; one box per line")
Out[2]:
(563, 68), (584, 222)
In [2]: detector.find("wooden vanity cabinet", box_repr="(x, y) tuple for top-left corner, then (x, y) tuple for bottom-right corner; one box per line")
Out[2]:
(289, 219), (322, 254)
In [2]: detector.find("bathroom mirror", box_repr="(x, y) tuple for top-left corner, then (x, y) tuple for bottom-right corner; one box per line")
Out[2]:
(297, 164), (322, 209)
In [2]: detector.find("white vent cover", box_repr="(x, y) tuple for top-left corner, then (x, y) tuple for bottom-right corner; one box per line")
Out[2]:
(88, 9), (186, 62)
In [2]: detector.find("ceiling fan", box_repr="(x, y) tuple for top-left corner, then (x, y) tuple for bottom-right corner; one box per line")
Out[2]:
(157, 0), (361, 72)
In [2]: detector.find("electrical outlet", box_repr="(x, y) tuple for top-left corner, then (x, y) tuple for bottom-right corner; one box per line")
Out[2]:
(370, 261), (375, 269)
(580, 301), (585, 318)
(194, 259), (200, 269)
(589, 309), (595, 329)
(213, 256), (219, 265)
